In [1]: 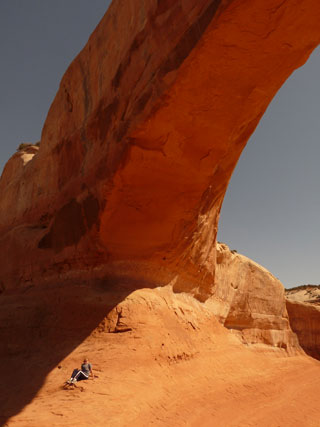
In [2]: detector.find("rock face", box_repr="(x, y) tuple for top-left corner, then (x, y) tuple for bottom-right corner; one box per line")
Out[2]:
(209, 243), (300, 351)
(286, 301), (320, 360)
(286, 286), (320, 360)
(0, 144), (39, 191)
(1, 0), (320, 297)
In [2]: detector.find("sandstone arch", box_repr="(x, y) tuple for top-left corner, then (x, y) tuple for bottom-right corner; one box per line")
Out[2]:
(2, 1), (320, 423)
(1, 0), (320, 297)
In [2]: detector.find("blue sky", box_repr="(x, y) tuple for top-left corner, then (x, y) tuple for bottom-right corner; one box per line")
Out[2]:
(1, 1), (319, 288)
(0, 0), (111, 171)
(218, 46), (320, 287)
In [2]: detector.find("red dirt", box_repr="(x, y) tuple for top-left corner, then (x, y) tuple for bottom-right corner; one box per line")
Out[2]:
(1, 285), (320, 426)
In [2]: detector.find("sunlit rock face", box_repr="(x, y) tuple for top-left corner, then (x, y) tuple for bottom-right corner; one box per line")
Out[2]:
(209, 243), (300, 351)
(1, 0), (320, 299)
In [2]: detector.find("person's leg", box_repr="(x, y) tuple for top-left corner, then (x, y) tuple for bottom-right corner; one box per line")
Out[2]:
(74, 371), (89, 382)
(67, 369), (79, 384)
(71, 369), (79, 379)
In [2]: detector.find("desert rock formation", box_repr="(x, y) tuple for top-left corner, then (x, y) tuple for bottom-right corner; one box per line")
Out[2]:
(286, 285), (320, 305)
(0, 144), (39, 191)
(286, 285), (320, 360)
(212, 243), (300, 351)
(1, 0), (320, 297)
(0, 244), (311, 425)
(1, 0), (320, 425)
(1, 280), (320, 426)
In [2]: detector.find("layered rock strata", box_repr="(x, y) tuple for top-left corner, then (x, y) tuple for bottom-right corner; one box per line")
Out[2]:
(286, 301), (320, 360)
(208, 243), (300, 351)
(1, 0), (320, 298)
(286, 286), (320, 360)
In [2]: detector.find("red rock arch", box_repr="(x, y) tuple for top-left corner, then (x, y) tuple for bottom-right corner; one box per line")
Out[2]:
(1, 0), (320, 295)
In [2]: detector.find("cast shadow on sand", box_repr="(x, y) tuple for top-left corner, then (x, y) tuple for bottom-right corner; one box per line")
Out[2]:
(0, 276), (152, 425)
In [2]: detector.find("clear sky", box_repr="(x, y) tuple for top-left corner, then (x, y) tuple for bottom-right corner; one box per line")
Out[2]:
(218, 46), (320, 288)
(0, 2), (319, 288)
(0, 0), (111, 171)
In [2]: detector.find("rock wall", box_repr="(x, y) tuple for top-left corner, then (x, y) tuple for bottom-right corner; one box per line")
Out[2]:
(286, 286), (320, 360)
(207, 243), (300, 351)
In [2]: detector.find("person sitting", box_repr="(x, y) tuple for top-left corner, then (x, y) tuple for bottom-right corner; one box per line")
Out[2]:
(67, 358), (93, 384)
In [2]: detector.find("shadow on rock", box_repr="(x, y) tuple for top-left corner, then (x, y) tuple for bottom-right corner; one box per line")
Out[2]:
(0, 277), (150, 425)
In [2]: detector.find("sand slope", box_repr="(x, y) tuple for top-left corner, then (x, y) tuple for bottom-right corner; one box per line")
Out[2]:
(2, 286), (319, 426)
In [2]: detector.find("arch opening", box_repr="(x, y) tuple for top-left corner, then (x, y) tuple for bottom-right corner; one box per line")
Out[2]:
(218, 45), (320, 288)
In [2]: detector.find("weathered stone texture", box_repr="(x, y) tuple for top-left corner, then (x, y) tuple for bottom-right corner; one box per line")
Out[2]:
(286, 299), (320, 360)
(209, 243), (300, 352)
(1, 0), (320, 295)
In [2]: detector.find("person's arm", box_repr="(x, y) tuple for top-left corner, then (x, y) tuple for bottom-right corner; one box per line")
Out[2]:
(90, 364), (94, 379)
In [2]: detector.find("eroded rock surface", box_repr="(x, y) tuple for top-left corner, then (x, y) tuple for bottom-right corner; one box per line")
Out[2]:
(1, 0), (320, 298)
(0, 144), (39, 195)
(1, 284), (320, 426)
(286, 285), (320, 305)
(209, 243), (300, 351)
(286, 285), (320, 360)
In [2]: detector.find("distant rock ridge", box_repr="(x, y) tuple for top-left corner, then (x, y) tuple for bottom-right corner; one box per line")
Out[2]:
(287, 284), (320, 289)
(286, 284), (320, 305)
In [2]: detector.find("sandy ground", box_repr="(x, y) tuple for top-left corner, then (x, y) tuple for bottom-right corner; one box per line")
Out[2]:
(1, 285), (320, 426)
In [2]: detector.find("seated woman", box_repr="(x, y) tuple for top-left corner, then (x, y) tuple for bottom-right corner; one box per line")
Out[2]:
(67, 358), (93, 384)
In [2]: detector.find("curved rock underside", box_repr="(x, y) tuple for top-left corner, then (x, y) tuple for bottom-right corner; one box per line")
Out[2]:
(1, 0), (320, 297)
(1, 0), (320, 424)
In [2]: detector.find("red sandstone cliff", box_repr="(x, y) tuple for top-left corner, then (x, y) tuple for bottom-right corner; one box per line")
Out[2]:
(1, 0), (320, 298)
(211, 243), (300, 351)
(286, 286), (320, 360)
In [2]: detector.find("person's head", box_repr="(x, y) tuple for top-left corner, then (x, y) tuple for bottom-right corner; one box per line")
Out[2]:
(83, 357), (88, 363)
